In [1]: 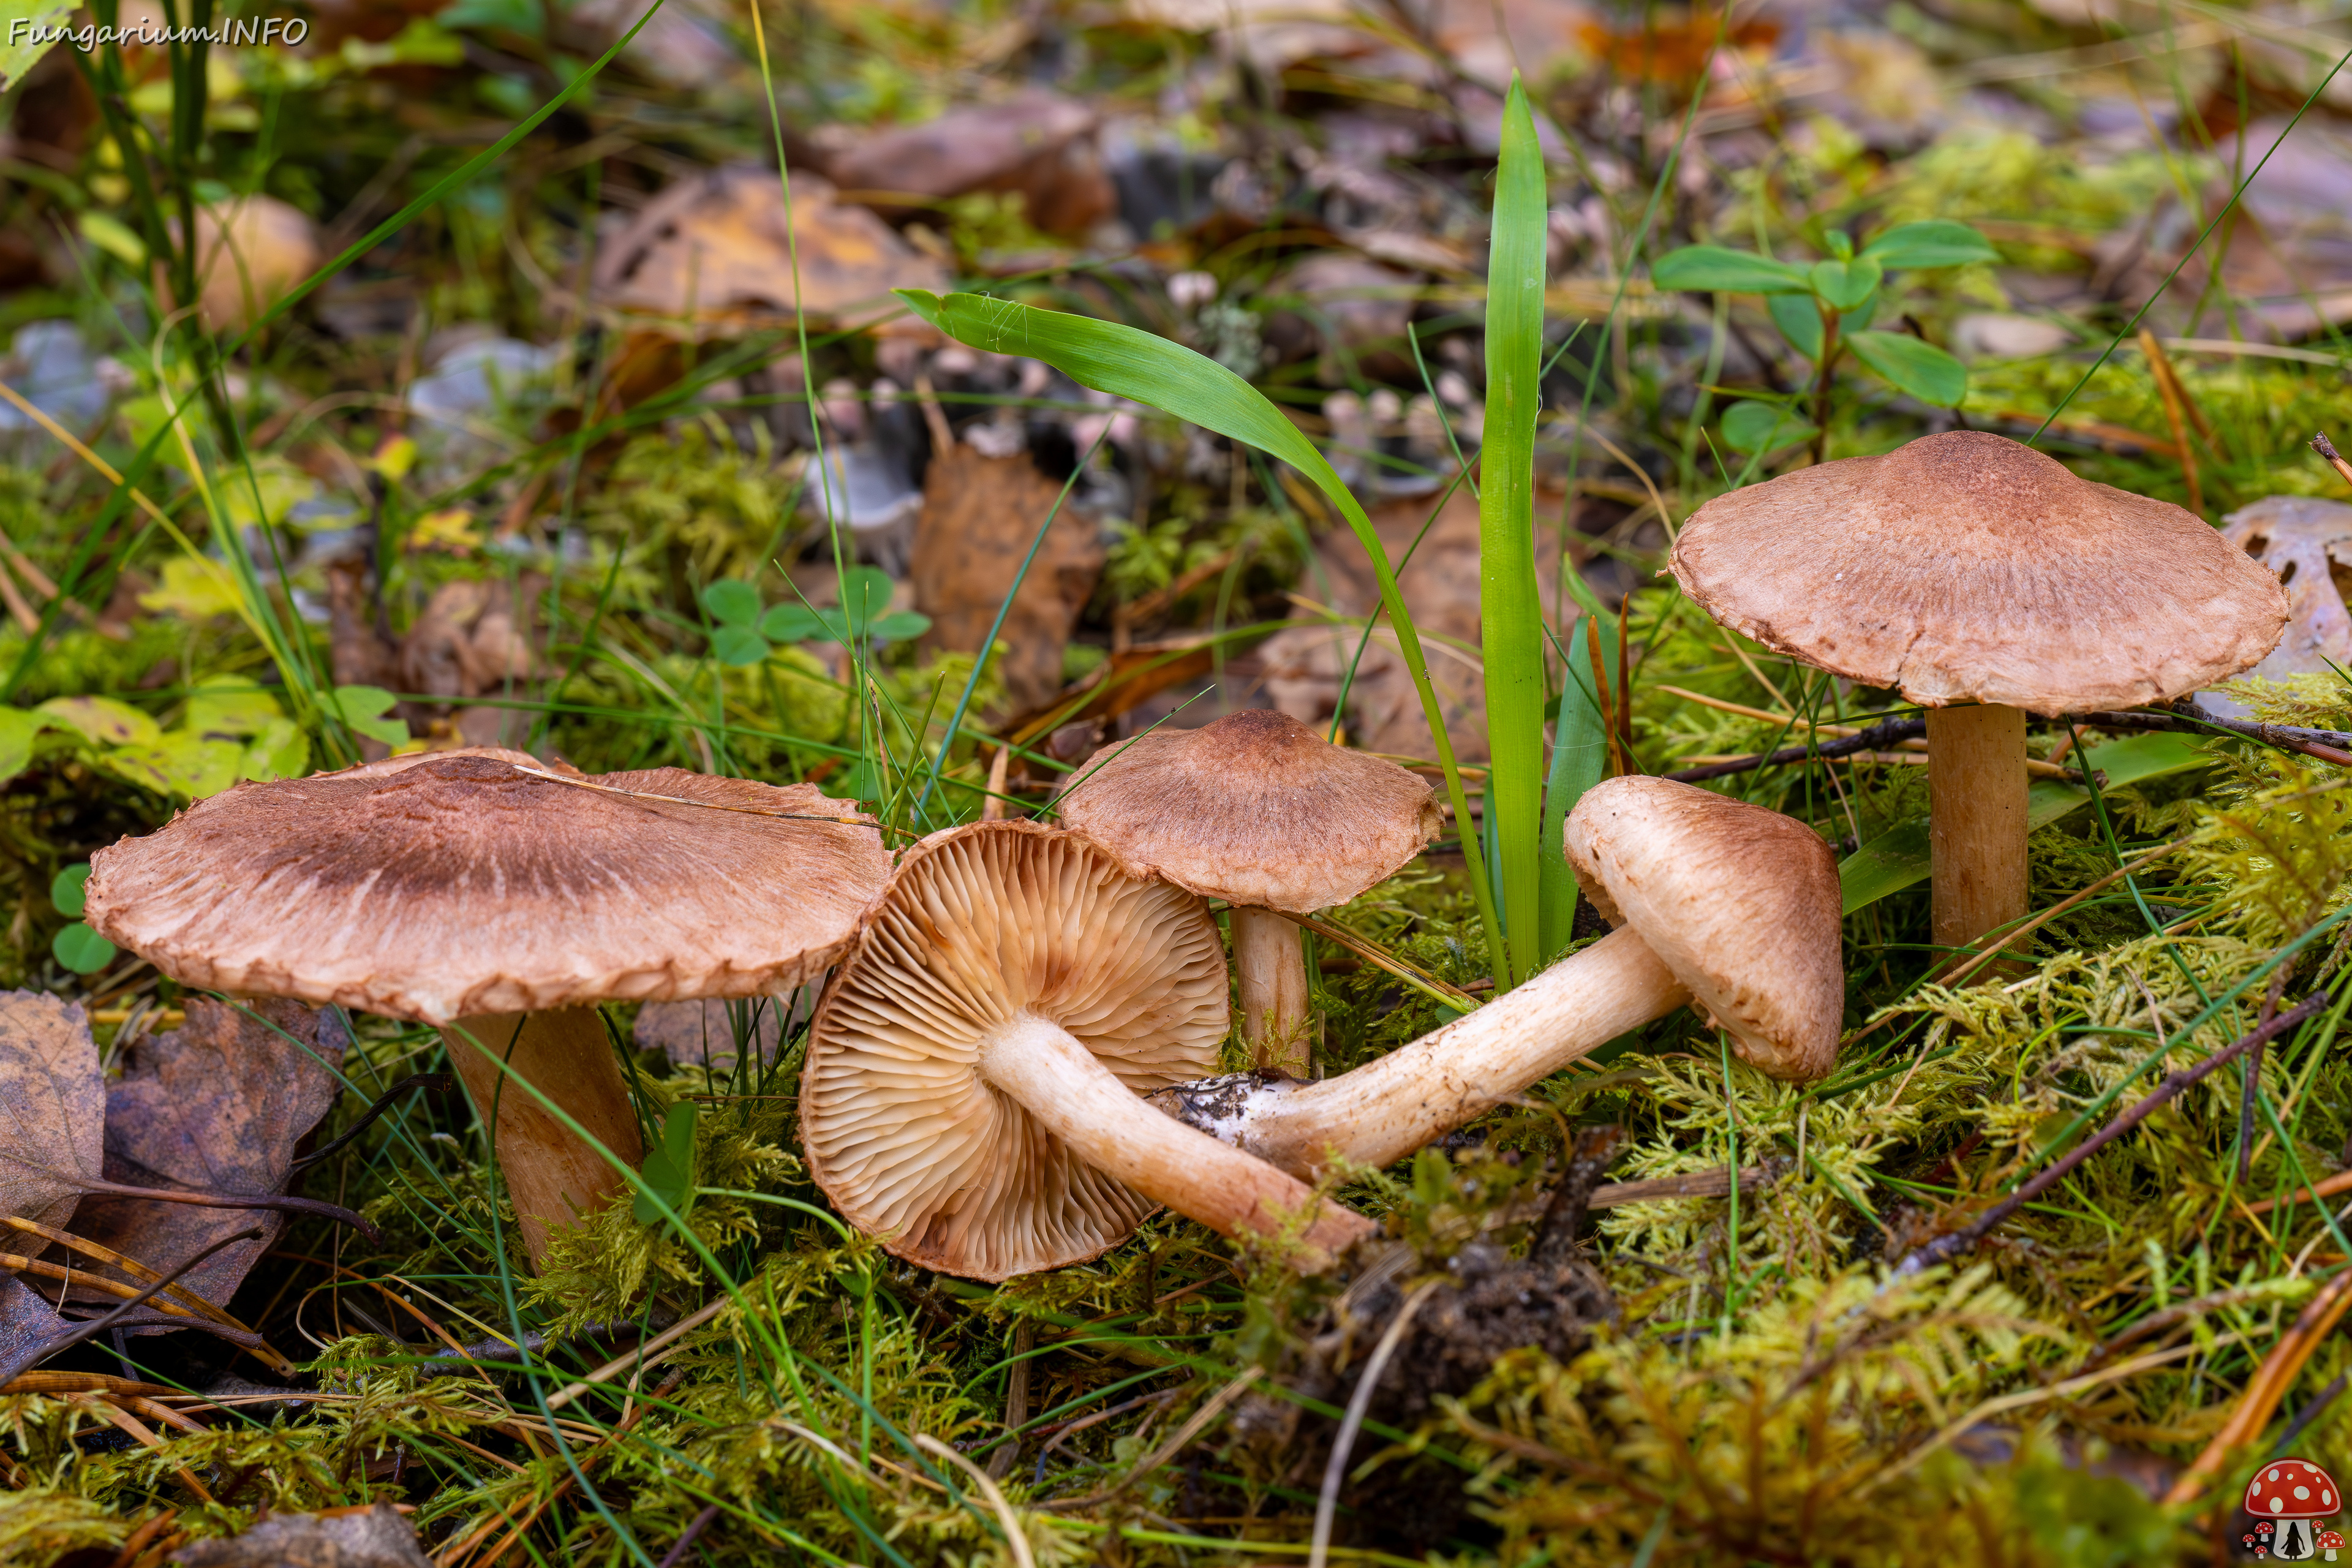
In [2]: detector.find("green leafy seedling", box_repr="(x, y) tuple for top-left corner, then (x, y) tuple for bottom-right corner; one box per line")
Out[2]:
(634, 1101), (698, 1226)
(701, 570), (931, 667)
(1652, 219), (1997, 416)
(1720, 400), (1820, 454)
(50, 864), (116, 975)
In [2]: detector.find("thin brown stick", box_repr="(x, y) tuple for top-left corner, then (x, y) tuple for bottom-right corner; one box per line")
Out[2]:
(0, 1227), (267, 1385)
(2140, 329), (2203, 514)
(2313, 432), (2352, 494)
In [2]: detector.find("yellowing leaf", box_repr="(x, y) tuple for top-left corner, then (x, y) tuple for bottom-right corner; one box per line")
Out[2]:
(140, 555), (247, 622)
(409, 507), (483, 556)
(37, 695), (162, 748)
(183, 676), (284, 739)
(99, 734), (244, 799)
(368, 435), (418, 480)
(217, 457), (321, 533)
(0, 707), (62, 784)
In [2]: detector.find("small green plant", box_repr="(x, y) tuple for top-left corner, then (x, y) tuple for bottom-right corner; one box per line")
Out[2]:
(699, 569), (932, 668)
(1651, 221), (1999, 453)
(48, 864), (115, 976)
(634, 1100), (698, 1227)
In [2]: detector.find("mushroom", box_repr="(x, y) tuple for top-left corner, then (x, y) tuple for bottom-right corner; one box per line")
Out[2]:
(799, 820), (1376, 1281)
(1151, 776), (1844, 1180)
(1056, 709), (1442, 1076)
(2245, 1459), (2342, 1559)
(83, 755), (888, 1267)
(1672, 431), (2285, 965)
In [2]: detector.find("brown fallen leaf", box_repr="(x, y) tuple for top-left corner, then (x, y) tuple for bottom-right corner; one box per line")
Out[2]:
(1256, 486), (1570, 761)
(0, 990), (107, 1233)
(0, 1274), (66, 1368)
(635, 997), (788, 1071)
(172, 1506), (430, 1568)
(911, 440), (1106, 719)
(1262, 252), (1419, 385)
(2220, 496), (2352, 683)
(2154, 118), (2352, 342)
(70, 998), (348, 1316)
(592, 168), (949, 338)
(821, 91), (1114, 239)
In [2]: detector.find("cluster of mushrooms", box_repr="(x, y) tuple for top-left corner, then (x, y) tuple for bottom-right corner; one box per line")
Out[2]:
(79, 432), (2290, 1282)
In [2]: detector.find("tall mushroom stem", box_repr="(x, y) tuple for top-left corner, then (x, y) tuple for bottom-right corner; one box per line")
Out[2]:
(440, 1009), (647, 1268)
(1231, 906), (1312, 1076)
(1926, 703), (2030, 973)
(1156, 927), (1687, 1180)
(976, 1012), (1374, 1265)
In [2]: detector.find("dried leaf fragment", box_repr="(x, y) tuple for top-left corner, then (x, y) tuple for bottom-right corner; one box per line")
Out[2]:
(172, 1506), (431, 1568)
(0, 989), (105, 1233)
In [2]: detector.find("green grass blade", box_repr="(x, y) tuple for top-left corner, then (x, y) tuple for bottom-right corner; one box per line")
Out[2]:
(1481, 77), (1548, 990)
(896, 285), (1506, 978)
(1538, 614), (1614, 962)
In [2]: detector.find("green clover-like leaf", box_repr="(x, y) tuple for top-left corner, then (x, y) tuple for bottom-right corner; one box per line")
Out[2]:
(711, 625), (772, 667)
(52, 922), (115, 974)
(700, 581), (763, 629)
(50, 864), (89, 918)
(1719, 401), (1819, 454)
(1846, 330), (1969, 407)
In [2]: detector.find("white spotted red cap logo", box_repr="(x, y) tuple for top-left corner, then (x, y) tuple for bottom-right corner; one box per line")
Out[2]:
(2245, 1460), (2342, 1518)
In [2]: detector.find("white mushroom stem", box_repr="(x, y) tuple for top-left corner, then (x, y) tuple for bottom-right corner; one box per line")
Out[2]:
(440, 1009), (648, 1268)
(1154, 927), (1687, 1181)
(976, 1012), (1374, 1265)
(1926, 703), (2030, 972)
(1232, 906), (1312, 1077)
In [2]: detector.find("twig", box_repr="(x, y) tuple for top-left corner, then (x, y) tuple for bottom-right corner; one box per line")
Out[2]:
(658, 1504), (722, 1568)
(1896, 989), (2334, 1276)
(0, 1227), (265, 1384)
(47, 1174), (382, 1245)
(2140, 329), (2203, 514)
(1665, 717), (1928, 783)
(2313, 432), (2352, 494)
(1310, 1281), (1441, 1568)
(2166, 1267), (2352, 1506)
(2068, 705), (2352, 767)
(292, 1073), (456, 1172)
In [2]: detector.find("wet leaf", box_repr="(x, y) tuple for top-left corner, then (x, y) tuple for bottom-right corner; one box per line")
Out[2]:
(0, 990), (106, 1232)
(172, 1506), (431, 1568)
(1846, 329), (1969, 407)
(70, 998), (348, 1315)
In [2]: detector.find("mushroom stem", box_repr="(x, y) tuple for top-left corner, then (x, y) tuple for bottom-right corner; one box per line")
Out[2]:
(1926, 703), (2030, 973)
(1232, 905), (1312, 1076)
(976, 1012), (1374, 1266)
(439, 1009), (648, 1268)
(1156, 926), (1687, 1180)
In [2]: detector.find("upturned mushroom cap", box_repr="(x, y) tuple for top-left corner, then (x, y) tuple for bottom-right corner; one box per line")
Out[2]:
(1057, 708), (1443, 912)
(801, 821), (1229, 1280)
(1670, 431), (2288, 715)
(1564, 777), (1843, 1080)
(83, 755), (889, 1023)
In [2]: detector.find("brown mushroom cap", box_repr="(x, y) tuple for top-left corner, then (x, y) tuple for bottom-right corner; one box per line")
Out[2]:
(1670, 431), (2288, 715)
(801, 821), (1229, 1280)
(83, 755), (889, 1023)
(1057, 709), (1443, 912)
(1564, 777), (1843, 1080)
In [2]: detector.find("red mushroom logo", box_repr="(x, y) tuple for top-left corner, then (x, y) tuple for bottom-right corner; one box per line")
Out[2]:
(2245, 1460), (2342, 1560)
(2319, 1527), (2345, 1561)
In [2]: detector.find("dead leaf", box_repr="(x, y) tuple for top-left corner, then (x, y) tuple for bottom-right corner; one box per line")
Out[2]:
(172, 1506), (430, 1568)
(2221, 496), (2352, 682)
(635, 998), (788, 1070)
(911, 442), (1106, 719)
(0, 1274), (66, 1368)
(70, 998), (347, 1316)
(398, 575), (543, 701)
(592, 168), (949, 337)
(2157, 118), (2352, 341)
(0, 990), (107, 1234)
(1256, 486), (1570, 761)
(822, 91), (1114, 239)
(1262, 252), (1419, 385)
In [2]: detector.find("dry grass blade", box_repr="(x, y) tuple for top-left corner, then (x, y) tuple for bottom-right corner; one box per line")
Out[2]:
(1310, 1281), (1441, 1568)
(916, 1434), (1036, 1568)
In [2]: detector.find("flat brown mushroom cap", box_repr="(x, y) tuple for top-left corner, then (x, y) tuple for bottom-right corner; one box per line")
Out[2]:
(1564, 777), (1843, 1080)
(1670, 431), (2288, 715)
(801, 821), (1229, 1281)
(82, 756), (889, 1023)
(1057, 709), (1443, 912)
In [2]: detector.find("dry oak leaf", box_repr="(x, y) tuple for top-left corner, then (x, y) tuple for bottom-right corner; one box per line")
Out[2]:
(0, 989), (106, 1233)
(2222, 496), (2352, 682)
(173, 1506), (431, 1568)
(70, 997), (347, 1316)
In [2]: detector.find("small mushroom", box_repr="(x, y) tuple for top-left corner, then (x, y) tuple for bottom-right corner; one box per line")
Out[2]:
(1152, 777), (1844, 1180)
(799, 820), (1376, 1281)
(1673, 431), (2285, 965)
(84, 755), (888, 1267)
(1057, 709), (1442, 1076)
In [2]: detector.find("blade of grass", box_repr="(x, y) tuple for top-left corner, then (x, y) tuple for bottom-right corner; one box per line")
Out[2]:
(1480, 78), (1549, 991)
(896, 287), (1505, 978)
